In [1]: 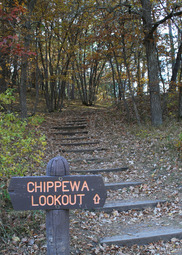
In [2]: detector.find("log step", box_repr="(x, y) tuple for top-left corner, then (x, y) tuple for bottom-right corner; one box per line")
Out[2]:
(105, 181), (143, 190)
(52, 125), (87, 130)
(69, 157), (110, 162)
(59, 141), (99, 146)
(65, 122), (87, 126)
(95, 200), (166, 213)
(66, 119), (87, 123)
(53, 131), (88, 136)
(56, 137), (89, 141)
(61, 148), (106, 153)
(72, 167), (128, 173)
(100, 228), (182, 246)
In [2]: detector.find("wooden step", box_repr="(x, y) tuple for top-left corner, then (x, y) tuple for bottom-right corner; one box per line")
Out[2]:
(66, 119), (87, 123)
(61, 148), (106, 153)
(59, 141), (99, 146)
(53, 131), (88, 136)
(52, 125), (87, 130)
(69, 157), (110, 162)
(72, 167), (128, 173)
(65, 122), (87, 126)
(95, 200), (166, 213)
(100, 228), (182, 246)
(105, 181), (143, 190)
(55, 137), (89, 141)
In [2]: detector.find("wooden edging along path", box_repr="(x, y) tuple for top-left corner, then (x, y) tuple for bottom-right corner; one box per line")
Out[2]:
(66, 119), (87, 122)
(105, 181), (143, 190)
(59, 141), (99, 146)
(61, 148), (107, 153)
(54, 136), (90, 141)
(68, 157), (110, 162)
(100, 228), (182, 246)
(53, 131), (88, 135)
(72, 167), (128, 173)
(95, 200), (166, 213)
(52, 125), (87, 130)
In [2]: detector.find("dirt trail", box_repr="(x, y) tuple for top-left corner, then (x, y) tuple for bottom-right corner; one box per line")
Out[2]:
(42, 105), (182, 254)
(2, 105), (181, 254)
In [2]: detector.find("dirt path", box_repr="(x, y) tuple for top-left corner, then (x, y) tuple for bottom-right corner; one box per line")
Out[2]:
(42, 106), (182, 254)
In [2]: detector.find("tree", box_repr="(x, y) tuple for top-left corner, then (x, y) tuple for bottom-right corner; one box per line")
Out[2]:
(71, 7), (106, 106)
(0, 3), (25, 94)
(140, 0), (163, 125)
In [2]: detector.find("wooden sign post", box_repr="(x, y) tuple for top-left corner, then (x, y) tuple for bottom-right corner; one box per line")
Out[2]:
(8, 156), (107, 255)
(46, 156), (70, 255)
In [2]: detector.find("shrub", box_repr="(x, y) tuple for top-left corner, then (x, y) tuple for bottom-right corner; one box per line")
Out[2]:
(0, 89), (47, 207)
(0, 112), (46, 178)
(175, 132), (182, 159)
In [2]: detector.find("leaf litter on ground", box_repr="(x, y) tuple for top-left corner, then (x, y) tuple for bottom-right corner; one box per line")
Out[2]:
(1, 107), (182, 254)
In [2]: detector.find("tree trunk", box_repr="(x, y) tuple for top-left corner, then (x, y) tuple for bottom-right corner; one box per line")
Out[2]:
(20, 60), (28, 118)
(179, 85), (182, 119)
(168, 20), (175, 70)
(141, 0), (162, 126)
(122, 34), (141, 125)
(169, 42), (182, 92)
(71, 82), (75, 100)
(178, 56), (182, 119)
(19, 0), (37, 118)
(109, 58), (117, 100)
(136, 52), (143, 96)
(0, 52), (9, 93)
(32, 36), (39, 116)
(12, 56), (18, 88)
(113, 50), (131, 120)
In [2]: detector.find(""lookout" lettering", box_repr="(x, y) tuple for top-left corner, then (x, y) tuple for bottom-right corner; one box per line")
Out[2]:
(31, 194), (85, 207)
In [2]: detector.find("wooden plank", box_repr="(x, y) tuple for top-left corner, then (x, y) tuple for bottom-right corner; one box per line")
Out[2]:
(65, 121), (87, 125)
(72, 167), (128, 173)
(66, 119), (87, 123)
(52, 125), (87, 130)
(100, 228), (182, 246)
(95, 200), (166, 213)
(105, 181), (143, 190)
(69, 157), (109, 162)
(65, 123), (87, 126)
(61, 148), (107, 153)
(59, 141), (99, 146)
(53, 131), (88, 136)
(52, 137), (89, 141)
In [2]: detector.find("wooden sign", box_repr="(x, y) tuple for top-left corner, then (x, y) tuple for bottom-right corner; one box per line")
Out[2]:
(8, 156), (107, 255)
(8, 175), (107, 211)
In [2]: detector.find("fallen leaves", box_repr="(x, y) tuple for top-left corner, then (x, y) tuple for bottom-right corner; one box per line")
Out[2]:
(1, 107), (182, 254)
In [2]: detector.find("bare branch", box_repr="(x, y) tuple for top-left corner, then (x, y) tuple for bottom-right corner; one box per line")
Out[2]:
(150, 10), (182, 35)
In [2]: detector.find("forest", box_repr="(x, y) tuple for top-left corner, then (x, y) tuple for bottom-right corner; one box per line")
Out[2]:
(0, 0), (182, 254)
(0, 0), (182, 125)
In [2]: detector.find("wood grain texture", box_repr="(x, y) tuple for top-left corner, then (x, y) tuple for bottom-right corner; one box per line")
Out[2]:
(46, 156), (70, 255)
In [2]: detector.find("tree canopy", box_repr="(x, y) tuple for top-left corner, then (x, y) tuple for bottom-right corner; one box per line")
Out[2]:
(0, 0), (182, 125)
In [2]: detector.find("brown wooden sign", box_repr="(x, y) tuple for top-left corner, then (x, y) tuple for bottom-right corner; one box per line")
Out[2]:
(8, 175), (107, 211)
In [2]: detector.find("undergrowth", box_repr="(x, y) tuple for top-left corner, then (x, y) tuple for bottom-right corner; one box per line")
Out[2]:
(0, 89), (47, 242)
